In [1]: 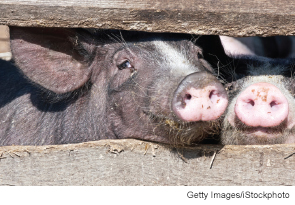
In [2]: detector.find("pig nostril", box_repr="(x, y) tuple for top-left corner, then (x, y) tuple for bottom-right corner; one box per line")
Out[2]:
(185, 94), (192, 101)
(209, 90), (215, 99)
(248, 99), (255, 106)
(270, 101), (277, 107)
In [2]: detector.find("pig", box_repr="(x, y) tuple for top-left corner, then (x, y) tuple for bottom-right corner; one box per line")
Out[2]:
(220, 35), (295, 58)
(0, 27), (228, 146)
(219, 35), (295, 145)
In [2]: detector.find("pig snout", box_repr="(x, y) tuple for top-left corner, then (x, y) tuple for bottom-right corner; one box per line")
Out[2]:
(235, 82), (289, 127)
(172, 72), (228, 122)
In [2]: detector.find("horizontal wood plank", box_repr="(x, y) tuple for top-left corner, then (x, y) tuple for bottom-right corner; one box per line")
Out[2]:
(1, 1), (295, 186)
(1, 0), (295, 36)
(1, 139), (295, 185)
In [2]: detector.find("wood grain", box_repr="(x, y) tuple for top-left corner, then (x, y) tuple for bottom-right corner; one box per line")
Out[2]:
(1, 1), (295, 186)
(1, 0), (295, 36)
(1, 139), (295, 185)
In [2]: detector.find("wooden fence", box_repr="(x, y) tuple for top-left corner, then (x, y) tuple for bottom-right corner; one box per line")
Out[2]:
(1, 0), (295, 185)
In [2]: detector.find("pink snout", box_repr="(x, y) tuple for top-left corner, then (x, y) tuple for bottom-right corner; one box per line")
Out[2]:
(172, 73), (228, 122)
(235, 82), (289, 127)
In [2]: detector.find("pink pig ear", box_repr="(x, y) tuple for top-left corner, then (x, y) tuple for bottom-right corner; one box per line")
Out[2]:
(10, 27), (93, 94)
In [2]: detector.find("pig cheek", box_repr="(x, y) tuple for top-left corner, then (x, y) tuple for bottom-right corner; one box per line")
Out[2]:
(108, 68), (135, 90)
(286, 107), (295, 129)
(284, 135), (295, 144)
(149, 82), (177, 117)
(225, 107), (236, 127)
(108, 90), (146, 134)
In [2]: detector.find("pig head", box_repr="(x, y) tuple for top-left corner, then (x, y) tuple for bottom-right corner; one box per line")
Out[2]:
(219, 36), (295, 145)
(0, 27), (228, 146)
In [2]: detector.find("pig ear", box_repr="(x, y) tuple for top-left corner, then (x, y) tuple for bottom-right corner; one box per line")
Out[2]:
(197, 35), (230, 69)
(10, 27), (93, 94)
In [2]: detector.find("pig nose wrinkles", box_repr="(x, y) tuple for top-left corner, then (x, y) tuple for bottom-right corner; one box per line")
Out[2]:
(234, 82), (289, 127)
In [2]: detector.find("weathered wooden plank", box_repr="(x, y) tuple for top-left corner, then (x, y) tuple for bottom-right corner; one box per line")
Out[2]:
(1, 0), (295, 186)
(0, 25), (11, 61)
(0, 139), (295, 186)
(1, 0), (295, 36)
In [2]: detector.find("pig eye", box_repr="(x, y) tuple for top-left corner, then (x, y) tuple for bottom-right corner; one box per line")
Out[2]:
(118, 60), (133, 70)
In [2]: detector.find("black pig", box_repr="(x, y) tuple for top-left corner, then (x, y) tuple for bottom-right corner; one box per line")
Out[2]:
(219, 36), (295, 145)
(0, 27), (228, 146)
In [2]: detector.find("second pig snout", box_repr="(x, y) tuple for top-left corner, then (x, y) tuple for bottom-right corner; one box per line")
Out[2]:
(234, 82), (289, 127)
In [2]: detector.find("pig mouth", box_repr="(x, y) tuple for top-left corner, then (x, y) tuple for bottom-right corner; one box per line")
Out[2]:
(225, 116), (292, 144)
(143, 110), (220, 145)
(243, 128), (283, 139)
(222, 123), (292, 145)
(233, 116), (286, 137)
(144, 110), (218, 129)
(221, 113), (295, 145)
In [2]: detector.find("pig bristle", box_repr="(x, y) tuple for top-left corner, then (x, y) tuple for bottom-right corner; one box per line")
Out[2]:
(144, 108), (221, 146)
(2, 28), (228, 146)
